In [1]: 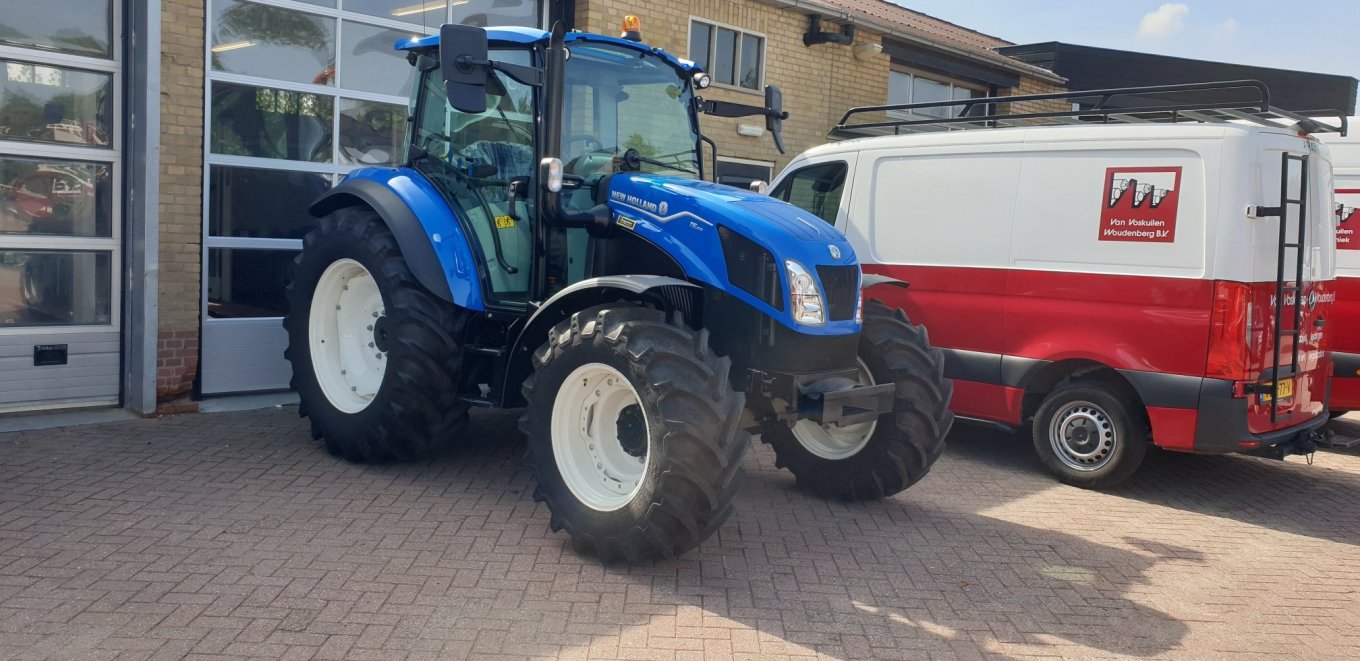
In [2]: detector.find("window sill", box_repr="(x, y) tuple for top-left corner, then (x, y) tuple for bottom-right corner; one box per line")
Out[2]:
(708, 82), (764, 96)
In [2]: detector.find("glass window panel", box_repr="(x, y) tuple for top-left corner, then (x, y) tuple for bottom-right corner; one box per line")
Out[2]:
(339, 99), (406, 166)
(346, 0), (446, 25)
(713, 28), (737, 86)
(211, 0), (337, 86)
(0, 250), (111, 327)
(209, 166), (329, 239)
(0, 61), (113, 148)
(451, 0), (539, 28)
(688, 22), (711, 71)
(297, 0), (335, 5)
(339, 21), (417, 97)
(0, 1), (112, 57)
(912, 75), (953, 118)
(770, 162), (847, 225)
(211, 81), (335, 162)
(0, 157), (112, 237)
(739, 34), (761, 90)
(207, 248), (297, 318)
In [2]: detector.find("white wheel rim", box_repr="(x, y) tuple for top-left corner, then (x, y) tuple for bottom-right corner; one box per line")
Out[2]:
(792, 358), (879, 460)
(308, 258), (387, 414)
(550, 362), (650, 512)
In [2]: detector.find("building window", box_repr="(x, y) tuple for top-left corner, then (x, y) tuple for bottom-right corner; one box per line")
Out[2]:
(887, 70), (982, 120)
(688, 19), (764, 91)
(714, 158), (772, 190)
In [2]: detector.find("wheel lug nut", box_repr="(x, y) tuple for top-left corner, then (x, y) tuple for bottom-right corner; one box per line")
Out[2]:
(340, 369), (346, 375)
(367, 325), (373, 331)
(368, 342), (375, 348)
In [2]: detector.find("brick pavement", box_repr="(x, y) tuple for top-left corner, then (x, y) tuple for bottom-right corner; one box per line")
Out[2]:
(1, 408), (1358, 660)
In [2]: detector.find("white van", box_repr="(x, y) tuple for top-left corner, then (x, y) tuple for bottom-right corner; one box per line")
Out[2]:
(1314, 123), (1360, 415)
(770, 83), (1342, 487)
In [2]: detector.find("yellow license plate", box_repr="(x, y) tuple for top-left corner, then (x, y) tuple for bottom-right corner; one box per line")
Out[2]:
(1259, 378), (1294, 403)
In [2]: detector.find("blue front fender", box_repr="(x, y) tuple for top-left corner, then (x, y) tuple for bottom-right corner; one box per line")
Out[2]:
(311, 167), (485, 312)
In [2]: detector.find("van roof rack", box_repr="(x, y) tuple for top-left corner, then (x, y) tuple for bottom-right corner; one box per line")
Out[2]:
(833, 80), (1349, 138)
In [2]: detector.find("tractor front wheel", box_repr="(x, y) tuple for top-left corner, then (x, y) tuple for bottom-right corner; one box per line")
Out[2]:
(761, 300), (954, 500)
(284, 207), (470, 462)
(520, 304), (749, 562)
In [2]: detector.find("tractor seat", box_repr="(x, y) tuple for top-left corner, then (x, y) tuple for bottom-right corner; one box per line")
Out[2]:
(461, 141), (533, 181)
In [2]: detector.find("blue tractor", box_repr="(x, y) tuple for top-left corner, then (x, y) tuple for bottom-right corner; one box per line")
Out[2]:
(285, 21), (953, 562)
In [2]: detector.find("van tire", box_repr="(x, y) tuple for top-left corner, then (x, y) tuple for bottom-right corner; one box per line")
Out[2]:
(284, 207), (470, 463)
(520, 304), (749, 563)
(760, 301), (953, 500)
(1032, 380), (1148, 489)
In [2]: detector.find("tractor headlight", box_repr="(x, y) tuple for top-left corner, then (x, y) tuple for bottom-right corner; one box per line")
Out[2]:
(785, 260), (825, 326)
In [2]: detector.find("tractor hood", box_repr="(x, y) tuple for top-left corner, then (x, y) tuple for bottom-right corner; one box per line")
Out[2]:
(602, 173), (860, 336)
(606, 174), (850, 245)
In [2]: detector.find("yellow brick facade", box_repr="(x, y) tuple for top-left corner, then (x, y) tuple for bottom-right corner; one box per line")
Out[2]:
(576, 0), (890, 175)
(157, 0), (206, 410)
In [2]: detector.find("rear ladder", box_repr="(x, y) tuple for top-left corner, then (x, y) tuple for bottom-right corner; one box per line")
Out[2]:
(1255, 152), (1310, 422)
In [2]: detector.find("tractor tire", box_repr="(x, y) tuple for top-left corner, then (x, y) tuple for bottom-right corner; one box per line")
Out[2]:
(761, 300), (953, 500)
(520, 304), (749, 563)
(1031, 379), (1149, 489)
(284, 206), (470, 462)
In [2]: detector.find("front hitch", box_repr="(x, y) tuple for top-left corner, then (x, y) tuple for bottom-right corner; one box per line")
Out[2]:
(800, 379), (895, 427)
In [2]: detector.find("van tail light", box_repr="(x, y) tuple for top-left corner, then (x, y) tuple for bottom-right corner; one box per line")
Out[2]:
(1205, 280), (1252, 381)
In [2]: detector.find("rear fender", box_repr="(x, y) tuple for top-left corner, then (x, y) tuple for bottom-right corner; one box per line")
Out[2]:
(500, 276), (700, 406)
(310, 168), (485, 311)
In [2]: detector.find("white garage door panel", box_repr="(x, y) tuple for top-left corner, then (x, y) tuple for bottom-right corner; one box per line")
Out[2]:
(201, 321), (292, 394)
(0, 331), (120, 410)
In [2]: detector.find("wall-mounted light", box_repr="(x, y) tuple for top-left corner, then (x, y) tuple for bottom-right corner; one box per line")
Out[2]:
(211, 40), (255, 53)
(737, 123), (764, 137)
(853, 42), (882, 61)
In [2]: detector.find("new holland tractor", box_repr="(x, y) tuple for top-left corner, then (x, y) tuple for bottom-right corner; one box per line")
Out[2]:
(284, 20), (954, 562)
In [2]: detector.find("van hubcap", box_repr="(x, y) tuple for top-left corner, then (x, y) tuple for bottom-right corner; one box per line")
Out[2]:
(309, 259), (386, 414)
(1049, 401), (1116, 471)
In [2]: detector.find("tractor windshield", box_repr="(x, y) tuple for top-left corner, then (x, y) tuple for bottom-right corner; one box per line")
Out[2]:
(560, 42), (701, 182)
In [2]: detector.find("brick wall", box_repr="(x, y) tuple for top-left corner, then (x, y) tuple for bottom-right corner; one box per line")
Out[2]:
(998, 74), (1071, 124)
(157, 0), (206, 413)
(575, 0), (889, 175)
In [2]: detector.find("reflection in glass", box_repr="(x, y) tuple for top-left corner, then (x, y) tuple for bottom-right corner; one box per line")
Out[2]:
(211, 0), (336, 86)
(0, 250), (111, 326)
(207, 248), (297, 318)
(0, 157), (111, 237)
(0, 61), (113, 147)
(209, 166), (329, 239)
(0, 1), (113, 57)
(339, 21), (418, 97)
(211, 82), (334, 162)
(346, 0), (540, 28)
(739, 34), (762, 90)
(688, 23), (711, 71)
(339, 99), (406, 166)
(713, 28), (737, 86)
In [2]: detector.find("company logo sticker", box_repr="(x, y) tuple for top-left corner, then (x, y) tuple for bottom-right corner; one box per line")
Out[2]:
(1098, 167), (1182, 243)
(616, 216), (637, 230)
(1336, 189), (1360, 251)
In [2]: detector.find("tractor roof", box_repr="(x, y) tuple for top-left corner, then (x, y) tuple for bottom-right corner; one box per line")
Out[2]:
(395, 27), (700, 74)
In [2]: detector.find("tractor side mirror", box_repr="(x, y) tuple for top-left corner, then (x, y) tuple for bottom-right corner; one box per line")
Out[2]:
(764, 85), (786, 154)
(440, 24), (490, 114)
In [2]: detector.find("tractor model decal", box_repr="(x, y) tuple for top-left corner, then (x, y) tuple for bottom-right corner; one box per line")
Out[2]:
(1098, 166), (1182, 243)
(1337, 189), (1360, 251)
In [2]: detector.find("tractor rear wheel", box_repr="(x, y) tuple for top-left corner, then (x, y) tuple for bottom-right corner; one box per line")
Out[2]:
(520, 304), (749, 562)
(761, 300), (953, 500)
(284, 206), (470, 462)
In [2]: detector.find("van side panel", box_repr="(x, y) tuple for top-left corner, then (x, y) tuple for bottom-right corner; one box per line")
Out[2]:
(1331, 178), (1360, 411)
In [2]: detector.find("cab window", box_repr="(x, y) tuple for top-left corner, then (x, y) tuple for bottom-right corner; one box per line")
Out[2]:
(771, 161), (847, 225)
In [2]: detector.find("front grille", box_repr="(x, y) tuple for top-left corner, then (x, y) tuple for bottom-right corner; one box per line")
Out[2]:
(816, 265), (858, 321)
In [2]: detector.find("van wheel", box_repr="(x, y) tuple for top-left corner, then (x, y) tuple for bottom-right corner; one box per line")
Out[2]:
(284, 207), (470, 462)
(1032, 380), (1148, 488)
(761, 301), (954, 500)
(520, 304), (749, 563)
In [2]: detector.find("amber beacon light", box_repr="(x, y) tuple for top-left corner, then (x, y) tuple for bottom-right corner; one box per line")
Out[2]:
(620, 15), (642, 41)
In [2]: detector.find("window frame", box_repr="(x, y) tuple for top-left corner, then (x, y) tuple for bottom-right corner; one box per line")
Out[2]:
(687, 17), (766, 93)
(886, 66), (985, 122)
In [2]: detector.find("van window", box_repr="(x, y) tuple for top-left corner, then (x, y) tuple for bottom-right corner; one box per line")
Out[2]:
(771, 161), (847, 224)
